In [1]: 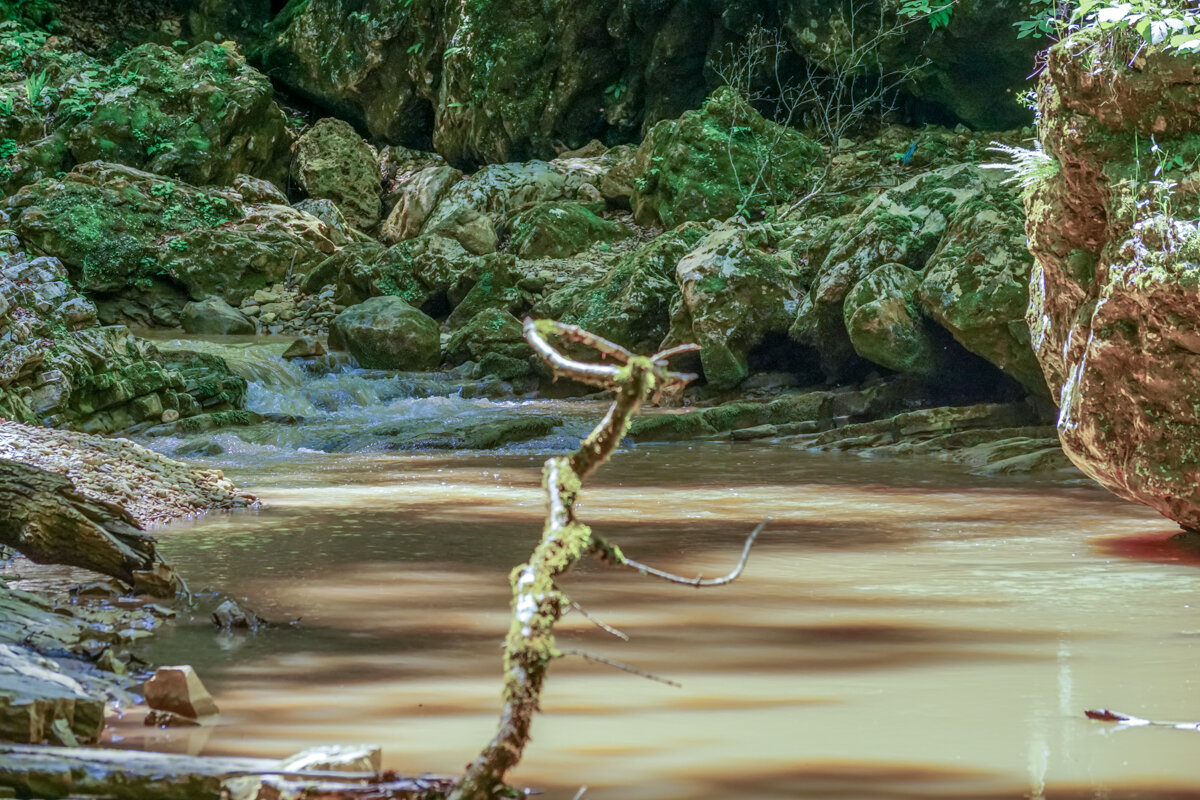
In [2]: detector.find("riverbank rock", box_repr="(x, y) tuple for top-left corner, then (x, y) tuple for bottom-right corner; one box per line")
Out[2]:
(0, 246), (233, 433)
(1026, 30), (1200, 528)
(631, 87), (821, 227)
(843, 263), (940, 377)
(292, 118), (381, 231)
(330, 296), (440, 370)
(180, 297), (255, 336)
(6, 162), (336, 301)
(0, 418), (257, 525)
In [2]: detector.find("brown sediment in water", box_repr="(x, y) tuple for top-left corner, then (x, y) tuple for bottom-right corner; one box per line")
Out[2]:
(1089, 529), (1200, 568)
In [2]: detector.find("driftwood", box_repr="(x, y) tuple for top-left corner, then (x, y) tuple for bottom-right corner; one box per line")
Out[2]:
(449, 320), (765, 800)
(0, 459), (174, 592)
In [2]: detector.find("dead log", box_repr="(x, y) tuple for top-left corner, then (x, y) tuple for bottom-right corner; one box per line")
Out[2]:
(0, 459), (172, 591)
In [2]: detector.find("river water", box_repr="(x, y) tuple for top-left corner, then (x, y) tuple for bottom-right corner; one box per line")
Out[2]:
(119, 339), (1200, 799)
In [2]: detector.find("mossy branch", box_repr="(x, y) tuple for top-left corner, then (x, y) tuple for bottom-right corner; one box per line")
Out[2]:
(449, 320), (763, 800)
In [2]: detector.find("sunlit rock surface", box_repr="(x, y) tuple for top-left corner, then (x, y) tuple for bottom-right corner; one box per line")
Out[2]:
(1027, 31), (1200, 529)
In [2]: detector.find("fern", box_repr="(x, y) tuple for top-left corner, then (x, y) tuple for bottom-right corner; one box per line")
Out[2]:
(982, 141), (1059, 195)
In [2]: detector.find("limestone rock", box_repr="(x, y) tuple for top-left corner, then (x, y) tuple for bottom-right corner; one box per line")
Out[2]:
(292, 118), (381, 231)
(537, 222), (708, 353)
(144, 665), (218, 720)
(180, 297), (255, 336)
(6, 162), (335, 300)
(380, 165), (463, 244)
(335, 234), (473, 310)
(791, 164), (987, 379)
(330, 296), (440, 370)
(444, 309), (530, 366)
(68, 43), (290, 187)
(281, 337), (326, 359)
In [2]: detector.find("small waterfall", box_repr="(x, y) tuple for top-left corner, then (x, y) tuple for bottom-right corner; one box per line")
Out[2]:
(145, 338), (593, 460)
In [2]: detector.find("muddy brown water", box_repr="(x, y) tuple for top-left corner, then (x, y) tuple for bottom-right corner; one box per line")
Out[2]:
(107, 439), (1200, 800)
(104, 339), (1200, 798)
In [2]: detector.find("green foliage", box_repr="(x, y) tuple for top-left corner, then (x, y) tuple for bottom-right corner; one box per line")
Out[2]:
(22, 66), (46, 107)
(0, 0), (55, 26)
(1075, 0), (1200, 51)
(1014, 0), (1069, 38)
(896, 0), (954, 30)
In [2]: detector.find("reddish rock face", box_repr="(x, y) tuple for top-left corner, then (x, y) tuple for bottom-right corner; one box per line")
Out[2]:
(1027, 32), (1200, 530)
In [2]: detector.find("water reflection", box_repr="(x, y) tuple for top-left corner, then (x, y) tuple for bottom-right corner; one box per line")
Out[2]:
(119, 439), (1200, 799)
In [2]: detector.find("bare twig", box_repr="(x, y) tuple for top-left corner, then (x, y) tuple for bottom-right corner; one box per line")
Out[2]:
(565, 597), (630, 641)
(598, 519), (769, 587)
(561, 650), (681, 688)
(1086, 708), (1200, 731)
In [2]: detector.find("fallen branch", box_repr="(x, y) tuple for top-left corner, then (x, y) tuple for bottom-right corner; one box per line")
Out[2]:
(449, 319), (763, 800)
(1086, 708), (1200, 731)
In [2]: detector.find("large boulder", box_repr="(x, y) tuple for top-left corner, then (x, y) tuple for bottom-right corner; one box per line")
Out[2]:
(843, 263), (940, 377)
(665, 225), (804, 390)
(329, 295), (440, 370)
(5, 162), (336, 301)
(1025, 30), (1200, 530)
(292, 118), (382, 231)
(67, 42), (290, 187)
(180, 297), (255, 335)
(631, 88), (821, 228)
(444, 308), (530, 366)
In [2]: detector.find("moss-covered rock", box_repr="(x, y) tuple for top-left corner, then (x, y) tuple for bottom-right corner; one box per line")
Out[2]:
(631, 88), (821, 228)
(381, 164), (463, 243)
(507, 201), (632, 259)
(919, 180), (1047, 395)
(665, 225), (804, 390)
(790, 164), (986, 379)
(6, 162), (336, 300)
(330, 295), (440, 370)
(537, 221), (708, 353)
(844, 263), (939, 376)
(445, 254), (530, 329)
(444, 308), (530, 366)
(335, 234), (473, 309)
(292, 118), (381, 230)
(68, 42), (290, 187)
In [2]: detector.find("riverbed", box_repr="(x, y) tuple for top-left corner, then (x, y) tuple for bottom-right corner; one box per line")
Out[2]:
(118, 340), (1200, 799)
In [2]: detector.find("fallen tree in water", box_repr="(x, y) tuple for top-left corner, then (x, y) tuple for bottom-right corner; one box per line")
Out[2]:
(450, 319), (766, 800)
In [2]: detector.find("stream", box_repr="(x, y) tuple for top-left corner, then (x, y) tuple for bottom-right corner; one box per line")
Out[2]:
(116, 339), (1200, 799)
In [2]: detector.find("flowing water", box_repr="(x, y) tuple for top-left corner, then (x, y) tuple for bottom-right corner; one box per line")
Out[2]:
(118, 339), (1200, 799)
